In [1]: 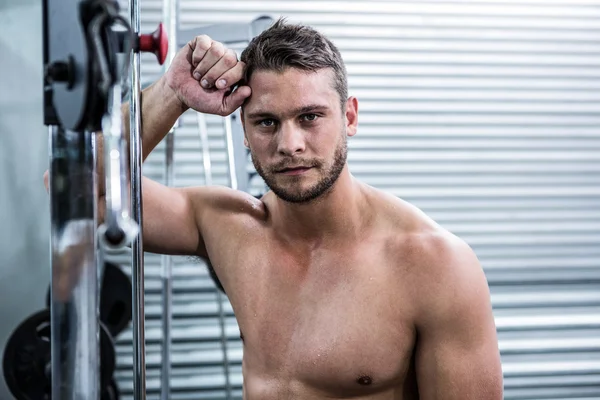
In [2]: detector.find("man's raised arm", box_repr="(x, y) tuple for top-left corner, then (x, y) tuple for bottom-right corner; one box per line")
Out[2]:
(45, 35), (252, 257)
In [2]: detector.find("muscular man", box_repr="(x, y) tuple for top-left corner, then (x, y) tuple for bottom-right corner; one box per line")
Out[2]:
(47, 19), (503, 399)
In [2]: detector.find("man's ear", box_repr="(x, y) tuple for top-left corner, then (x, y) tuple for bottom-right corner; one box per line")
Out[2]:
(345, 96), (359, 137)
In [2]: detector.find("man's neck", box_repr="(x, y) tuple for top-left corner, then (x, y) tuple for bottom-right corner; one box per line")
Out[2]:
(270, 166), (369, 245)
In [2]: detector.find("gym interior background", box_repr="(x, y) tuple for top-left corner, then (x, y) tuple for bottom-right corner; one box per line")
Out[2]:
(1, 0), (600, 399)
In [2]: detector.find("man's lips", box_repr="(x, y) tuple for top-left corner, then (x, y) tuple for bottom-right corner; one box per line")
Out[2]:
(277, 166), (313, 176)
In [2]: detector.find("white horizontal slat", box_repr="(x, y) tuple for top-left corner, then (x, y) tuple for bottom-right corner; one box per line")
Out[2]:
(343, 50), (600, 65)
(350, 89), (600, 101)
(347, 64), (600, 78)
(500, 337), (600, 353)
(334, 38), (600, 54)
(495, 314), (600, 330)
(349, 76), (600, 90)
(502, 360), (600, 376)
(321, 25), (600, 42)
(177, 1), (600, 18)
(356, 113), (600, 125)
(174, 12), (600, 30)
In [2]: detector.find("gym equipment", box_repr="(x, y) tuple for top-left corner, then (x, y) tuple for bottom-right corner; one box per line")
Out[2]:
(100, 262), (133, 336)
(102, 380), (120, 400)
(41, 0), (268, 397)
(128, 0), (148, 397)
(160, 0), (178, 398)
(46, 262), (133, 337)
(42, 0), (166, 398)
(3, 309), (116, 400)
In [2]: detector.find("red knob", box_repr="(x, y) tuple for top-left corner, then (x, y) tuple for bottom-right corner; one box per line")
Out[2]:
(138, 23), (169, 65)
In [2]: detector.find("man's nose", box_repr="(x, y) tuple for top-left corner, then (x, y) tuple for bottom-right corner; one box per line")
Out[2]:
(276, 122), (306, 156)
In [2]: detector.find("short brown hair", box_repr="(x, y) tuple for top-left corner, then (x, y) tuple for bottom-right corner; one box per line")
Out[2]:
(240, 18), (348, 110)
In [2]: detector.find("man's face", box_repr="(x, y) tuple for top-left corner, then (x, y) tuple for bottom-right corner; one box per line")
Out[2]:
(241, 68), (357, 203)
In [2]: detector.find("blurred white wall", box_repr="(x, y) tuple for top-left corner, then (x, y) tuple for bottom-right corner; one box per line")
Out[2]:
(0, 1), (50, 398)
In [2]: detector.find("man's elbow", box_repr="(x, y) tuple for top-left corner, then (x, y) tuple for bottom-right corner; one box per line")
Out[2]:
(480, 365), (504, 400)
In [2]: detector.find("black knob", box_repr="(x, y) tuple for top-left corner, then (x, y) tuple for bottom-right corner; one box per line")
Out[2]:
(46, 57), (74, 89)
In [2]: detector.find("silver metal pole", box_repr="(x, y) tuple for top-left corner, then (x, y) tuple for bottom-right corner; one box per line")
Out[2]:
(160, 132), (174, 400)
(198, 113), (212, 186)
(129, 0), (146, 397)
(163, 0), (179, 68)
(49, 126), (99, 400)
(216, 291), (232, 399)
(224, 116), (238, 191)
(198, 113), (231, 398)
(160, 1), (178, 398)
(220, 116), (239, 399)
(98, 83), (139, 250)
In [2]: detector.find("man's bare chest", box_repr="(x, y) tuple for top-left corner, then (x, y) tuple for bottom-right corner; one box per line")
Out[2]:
(222, 242), (418, 395)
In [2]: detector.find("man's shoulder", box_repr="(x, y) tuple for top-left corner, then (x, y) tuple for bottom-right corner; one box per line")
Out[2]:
(366, 184), (453, 248)
(366, 185), (484, 301)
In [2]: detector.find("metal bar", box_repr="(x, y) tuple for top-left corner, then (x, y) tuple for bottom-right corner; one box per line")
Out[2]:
(229, 112), (249, 193)
(49, 126), (99, 400)
(159, 134), (176, 399)
(164, 0), (179, 69)
(217, 291), (232, 399)
(220, 116), (238, 399)
(160, 130), (174, 400)
(197, 113), (212, 186)
(160, 134), (174, 398)
(224, 116), (238, 191)
(98, 84), (139, 250)
(160, 0), (178, 397)
(129, 0), (146, 397)
(198, 113), (231, 397)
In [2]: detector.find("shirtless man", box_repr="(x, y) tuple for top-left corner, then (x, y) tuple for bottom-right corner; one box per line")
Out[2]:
(46, 19), (503, 399)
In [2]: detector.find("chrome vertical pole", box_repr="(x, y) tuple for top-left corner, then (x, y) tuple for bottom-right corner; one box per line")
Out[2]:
(129, 0), (146, 397)
(49, 126), (99, 400)
(216, 291), (232, 400)
(223, 116), (238, 191)
(160, 134), (174, 400)
(221, 117), (237, 399)
(199, 114), (231, 398)
(160, 1), (178, 398)
(198, 113), (212, 186)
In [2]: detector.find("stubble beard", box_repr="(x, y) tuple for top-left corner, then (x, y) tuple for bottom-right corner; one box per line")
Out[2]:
(251, 134), (348, 204)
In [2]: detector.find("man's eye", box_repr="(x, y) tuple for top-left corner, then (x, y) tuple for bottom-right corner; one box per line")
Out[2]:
(258, 119), (276, 127)
(302, 114), (318, 122)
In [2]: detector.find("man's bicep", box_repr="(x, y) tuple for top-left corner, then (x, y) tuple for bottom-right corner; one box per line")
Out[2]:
(415, 314), (503, 399)
(414, 236), (503, 399)
(141, 178), (207, 256)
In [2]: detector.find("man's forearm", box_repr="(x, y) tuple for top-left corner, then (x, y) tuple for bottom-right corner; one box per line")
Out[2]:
(121, 75), (188, 162)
